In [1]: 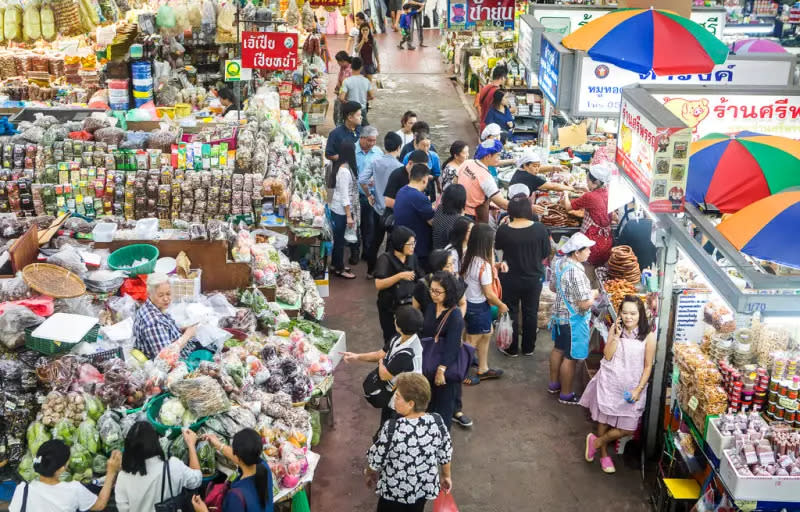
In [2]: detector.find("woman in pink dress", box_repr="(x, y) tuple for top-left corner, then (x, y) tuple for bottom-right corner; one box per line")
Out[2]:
(580, 295), (656, 474)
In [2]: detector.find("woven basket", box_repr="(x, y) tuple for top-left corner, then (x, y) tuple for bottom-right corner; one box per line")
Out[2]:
(22, 263), (86, 298)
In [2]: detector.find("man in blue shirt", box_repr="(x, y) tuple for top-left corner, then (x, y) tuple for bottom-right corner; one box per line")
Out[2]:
(355, 125), (383, 266)
(325, 101), (362, 161)
(401, 132), (441, 200)
(361, 131), (403, 277)
(393, 163), (435, 272)
(399, 120), (437, 160)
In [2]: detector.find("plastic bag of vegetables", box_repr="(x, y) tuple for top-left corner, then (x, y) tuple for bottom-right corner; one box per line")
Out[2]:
(168, 436), (188, 463)
(170, 376), (230, 418)
(92, 454), (107, 475)
(97, 410), (123, 454)
(26, 421), (50, 456)
(77, 420), (100, 455)
(52, 419), (76, 446)
(83, 393), (104, 422)
(196, 440), (216, 475)
(69, 442), (92, 474)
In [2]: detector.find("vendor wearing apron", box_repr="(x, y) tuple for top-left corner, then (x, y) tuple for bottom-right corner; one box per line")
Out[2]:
(561, 163), (613, 268)
(548, 233), (599, 405)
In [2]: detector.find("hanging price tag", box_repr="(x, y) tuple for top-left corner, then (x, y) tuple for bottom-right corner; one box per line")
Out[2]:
(687, 395), (698, 411)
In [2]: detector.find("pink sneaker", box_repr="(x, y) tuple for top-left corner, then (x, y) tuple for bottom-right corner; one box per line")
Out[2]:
(585, 433), (597, 462)
(600, 456), (616, 474)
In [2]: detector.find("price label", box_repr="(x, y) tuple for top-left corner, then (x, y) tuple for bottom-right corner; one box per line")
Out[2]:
(778, 396), (798, 409)
(688, 395), (699, 411)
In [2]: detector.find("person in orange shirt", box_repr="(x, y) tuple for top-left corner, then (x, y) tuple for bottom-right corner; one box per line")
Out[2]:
(455, 139), (509, 223)
(475, 66), (507, 133)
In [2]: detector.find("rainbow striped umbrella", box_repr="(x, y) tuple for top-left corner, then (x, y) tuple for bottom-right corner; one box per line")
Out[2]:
(561, 8), (729, 75)
(718, 191), (800, 268)
(688, 131), (800, 213)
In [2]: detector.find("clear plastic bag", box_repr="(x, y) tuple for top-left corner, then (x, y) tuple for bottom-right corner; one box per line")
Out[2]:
(107, 294), (137, 321)
(0, 271), (31, 301)
(169, 375), (230, 417)
(495, 313), (512, 351)
(0, 304), (43, 349)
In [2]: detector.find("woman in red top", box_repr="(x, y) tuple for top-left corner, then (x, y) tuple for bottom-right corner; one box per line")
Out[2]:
(562, 164), (613, 267)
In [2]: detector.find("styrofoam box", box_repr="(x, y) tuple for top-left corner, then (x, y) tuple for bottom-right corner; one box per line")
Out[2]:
(327, 331), (346, 370)
(706, 417), (734, 463)
(719, 448), (800, 502)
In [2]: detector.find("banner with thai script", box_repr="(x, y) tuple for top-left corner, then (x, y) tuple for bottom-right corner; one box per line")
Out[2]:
(573, 56), (794, 117)
(447, 0), (514, 29)
(308, 0), (345, 6)
(617, 97), (692, 213)
(241, 32), (299, 71)
(649, 93), (800, 141)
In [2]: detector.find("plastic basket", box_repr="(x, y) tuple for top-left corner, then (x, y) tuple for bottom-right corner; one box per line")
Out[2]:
(86, 347), (124, 364)
(146, 393), (208, 436)
(107, 244), (159, 275)
(170, 269), (202, 302)
(25, 324), (100, 355)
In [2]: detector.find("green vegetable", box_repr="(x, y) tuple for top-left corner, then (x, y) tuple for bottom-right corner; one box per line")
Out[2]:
(168, 436), (189, 464)
(84, 393), (105, 421)
(26, 421), (50, 457)
(277, 319), (340, 353)
(92, 454), (108, 475)
(197, 440), (216, 475)
(59, 470), (72, 482)
(224, 338), (242, 348)
(76, 468), (94, 483)
(52, 419), (76, 446)
(18, 452), (37, 482)
(77, 420), (100, 455)
(69, 443), (92, 474)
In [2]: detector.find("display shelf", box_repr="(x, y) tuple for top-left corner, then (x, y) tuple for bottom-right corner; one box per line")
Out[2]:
(617, 170), (800, 317)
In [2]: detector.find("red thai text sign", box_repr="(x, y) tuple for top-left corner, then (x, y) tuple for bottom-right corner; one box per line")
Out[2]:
(309, 0), (345, 5)
(241, 32), (299, 71)
(467, 0), (515, 24)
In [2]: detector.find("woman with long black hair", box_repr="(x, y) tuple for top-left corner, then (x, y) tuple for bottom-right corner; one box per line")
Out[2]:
(192, 429), (274, 511)
(461, 223), (508, 385)
(329, 141), (360, 279)
(355, 23), (381, 80)
(440, 141), (468, 190)
(444, 215), (474, 274)
(432, 184), (466, 250)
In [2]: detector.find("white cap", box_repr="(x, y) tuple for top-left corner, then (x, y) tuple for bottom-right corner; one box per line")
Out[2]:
(588, 163), (612, 184)
(561, 232), (596, 254)
(480, 123), (502, 141)
(515, 151), (540, 168)
(508, 183), (530, 198)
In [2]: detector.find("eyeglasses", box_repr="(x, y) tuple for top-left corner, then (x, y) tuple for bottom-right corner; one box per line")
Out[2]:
(429, 288), (445, 296)
(405, 240), (417, 247)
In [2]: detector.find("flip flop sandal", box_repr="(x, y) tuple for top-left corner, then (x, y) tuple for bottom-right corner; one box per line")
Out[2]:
(478, 368), (504, 380)
(334, 270), (356, 279)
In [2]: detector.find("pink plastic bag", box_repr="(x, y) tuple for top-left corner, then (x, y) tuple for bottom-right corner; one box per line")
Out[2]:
(433, 490), (458, 512)
(495, 313), (513, 351)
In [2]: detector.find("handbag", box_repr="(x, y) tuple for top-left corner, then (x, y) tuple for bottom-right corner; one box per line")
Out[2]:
(363, 367), (393, 408)
(479, 262), (502, 300)
(154, 457), (192, 512)
(380, 209), (394, 232)
(421, 308), (475, 381)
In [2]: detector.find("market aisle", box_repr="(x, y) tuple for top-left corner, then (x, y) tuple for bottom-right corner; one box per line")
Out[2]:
(316, 31), (651, 512)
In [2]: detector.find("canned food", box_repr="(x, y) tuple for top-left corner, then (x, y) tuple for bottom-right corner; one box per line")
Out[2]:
(777, 406), (785, 419)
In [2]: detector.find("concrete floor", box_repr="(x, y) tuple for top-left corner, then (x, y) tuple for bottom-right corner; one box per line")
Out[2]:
(315, 31), (652, 512)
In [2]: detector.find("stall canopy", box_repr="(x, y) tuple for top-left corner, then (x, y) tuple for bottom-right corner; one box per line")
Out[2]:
(731, 38), (787, 54)
(687, 131), (800, 213)
(717, 191), (800, 269)
(561, 8), (729, 75)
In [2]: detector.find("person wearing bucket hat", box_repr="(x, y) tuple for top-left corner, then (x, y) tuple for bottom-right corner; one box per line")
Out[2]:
(548, 232), (599, 405)
(561, 163), (614, 267)
(456, 139), (509, 222)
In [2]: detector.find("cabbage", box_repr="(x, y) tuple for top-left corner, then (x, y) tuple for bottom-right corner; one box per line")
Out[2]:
(26, 421), (50, 456)
(69, 443), (92, 474)
(17, 452), (36, 482)
(52, 419), (76, 446)
(77, 420), (100, 455)
(92, 454), (107, 475)
(181, 409), (197, 427)
(158, 397), (185, 426)
(84, 393), (105, 421)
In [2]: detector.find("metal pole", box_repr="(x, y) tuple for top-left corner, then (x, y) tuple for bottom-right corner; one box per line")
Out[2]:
(646, 234), (677, 458)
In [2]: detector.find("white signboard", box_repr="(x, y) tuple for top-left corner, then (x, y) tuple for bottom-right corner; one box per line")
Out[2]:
(529, 6), (726, 37)
(574, 56), (794, 116)
(649, 92), (800, 140)
(673, 292), (711, 343)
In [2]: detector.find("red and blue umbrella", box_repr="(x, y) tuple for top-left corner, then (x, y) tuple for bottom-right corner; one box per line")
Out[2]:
(718, 191), (800, 268)
(687, 131), (800, 213)
(561, 8), (730, 75)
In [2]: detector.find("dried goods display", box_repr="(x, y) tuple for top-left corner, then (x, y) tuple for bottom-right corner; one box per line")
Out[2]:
(607, 246), (641, 285)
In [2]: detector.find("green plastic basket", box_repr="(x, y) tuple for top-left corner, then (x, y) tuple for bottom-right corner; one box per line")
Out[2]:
(185, 350), (215, 371)
(146, 393), (208, 436)
(25, 324), (100, 355)
(107, 244), (159, 275)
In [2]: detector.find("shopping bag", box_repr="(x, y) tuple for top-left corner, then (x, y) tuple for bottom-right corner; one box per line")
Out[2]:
(433, 490), (459, 512)
(495, 313), (513, 351)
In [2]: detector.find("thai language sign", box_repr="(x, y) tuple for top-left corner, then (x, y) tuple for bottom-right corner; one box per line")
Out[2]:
(573, 56), (794, 116)
(538, 35), (561, 106)
(617, 97), (693, 213)
(649, 93), (800, 140)
(241, 32), (299, 71)
(308, 0), (345, 6)
(447, 0), (514, 29)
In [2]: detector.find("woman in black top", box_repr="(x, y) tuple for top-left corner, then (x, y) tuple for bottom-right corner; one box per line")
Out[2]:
(374, 226), (421, 346)
(421, 271), (465, 430)
(432, 184), (466, 250)
(495, 195), (551, 356)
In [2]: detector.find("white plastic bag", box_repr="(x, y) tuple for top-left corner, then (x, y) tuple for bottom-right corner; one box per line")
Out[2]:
(495, 314), (513, 351)
(195, 323), (231, 350)
(344, 225), (357, 244)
